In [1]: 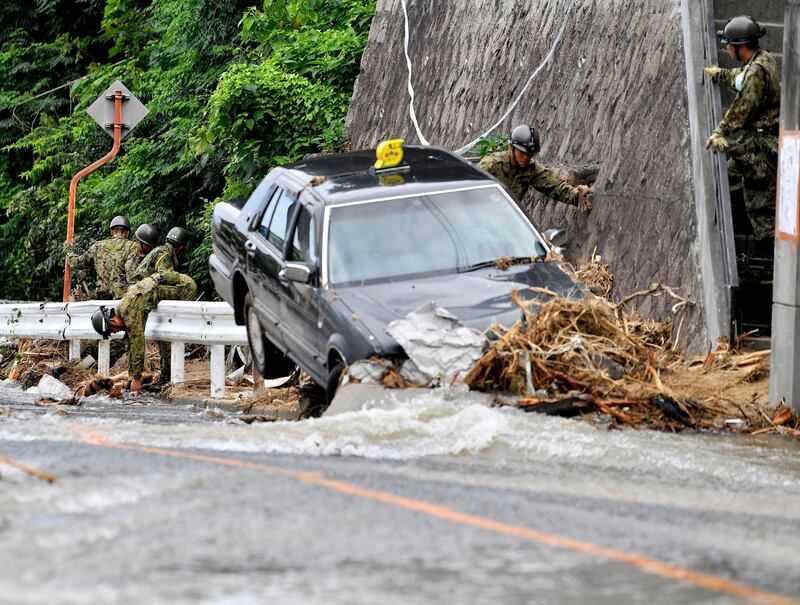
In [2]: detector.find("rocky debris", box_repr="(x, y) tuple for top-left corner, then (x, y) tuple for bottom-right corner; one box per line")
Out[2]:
(27, 374), (73, 400)
(238, 415), (278, 424)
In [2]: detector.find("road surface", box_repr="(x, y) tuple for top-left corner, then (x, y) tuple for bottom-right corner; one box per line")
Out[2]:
(1, 385), (799, 604)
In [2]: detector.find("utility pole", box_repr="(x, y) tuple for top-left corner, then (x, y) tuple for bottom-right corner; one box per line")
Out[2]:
(770, 0), (800, 412)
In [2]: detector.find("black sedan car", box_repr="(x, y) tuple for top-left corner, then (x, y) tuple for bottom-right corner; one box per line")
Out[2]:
(209, 143), (581, 404)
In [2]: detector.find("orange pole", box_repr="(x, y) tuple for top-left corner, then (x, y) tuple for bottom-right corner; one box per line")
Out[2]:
(63, 91), (124, 301)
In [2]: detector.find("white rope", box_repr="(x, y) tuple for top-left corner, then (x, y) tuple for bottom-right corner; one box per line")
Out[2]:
(400, 0), (429, 146)
(396, 0), (575, 154)
(454, 1), (574, 155)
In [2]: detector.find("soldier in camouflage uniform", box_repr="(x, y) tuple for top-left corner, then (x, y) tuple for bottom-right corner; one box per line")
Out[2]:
(478, 124), (592, 213)
(130, 227), (192, 389)
(130, 226), (188, 281)
(91, 271), (198, 395)
(66, 215), (137, 299)
(125, 223), (161, 283)
(705, 15), (781, 240)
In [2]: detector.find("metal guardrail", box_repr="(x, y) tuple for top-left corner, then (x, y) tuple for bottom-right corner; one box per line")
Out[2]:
(0, 300), (247, 399)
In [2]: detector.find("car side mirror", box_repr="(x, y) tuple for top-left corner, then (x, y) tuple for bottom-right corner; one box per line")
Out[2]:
(543, 227), (569, 247)
(280, 262), (314, 284)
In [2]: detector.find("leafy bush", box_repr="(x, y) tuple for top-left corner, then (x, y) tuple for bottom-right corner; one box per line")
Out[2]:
(0, 0), (375, 300)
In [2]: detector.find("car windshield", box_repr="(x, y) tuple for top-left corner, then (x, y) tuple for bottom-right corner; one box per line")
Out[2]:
(327, 186), (546, 285)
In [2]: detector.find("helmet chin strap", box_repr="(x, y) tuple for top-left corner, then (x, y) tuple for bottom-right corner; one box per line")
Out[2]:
(734, 44), (741, 62)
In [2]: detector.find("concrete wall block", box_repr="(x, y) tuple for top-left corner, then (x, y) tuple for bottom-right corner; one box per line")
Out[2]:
(347, 0), (709, 352)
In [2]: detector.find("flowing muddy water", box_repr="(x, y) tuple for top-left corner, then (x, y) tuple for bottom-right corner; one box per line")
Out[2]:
(3, 386), (800, 511)
(1, 385), (800, 604)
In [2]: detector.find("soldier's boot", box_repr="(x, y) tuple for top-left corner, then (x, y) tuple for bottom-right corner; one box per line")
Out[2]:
(144, 342), (172, 393)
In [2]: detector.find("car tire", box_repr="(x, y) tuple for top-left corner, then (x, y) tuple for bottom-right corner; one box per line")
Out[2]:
(243, 292), (296, 379)
(325, 362), (344, 407)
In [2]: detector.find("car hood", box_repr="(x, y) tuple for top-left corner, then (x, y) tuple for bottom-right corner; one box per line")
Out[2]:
(334, 261), (582, 353)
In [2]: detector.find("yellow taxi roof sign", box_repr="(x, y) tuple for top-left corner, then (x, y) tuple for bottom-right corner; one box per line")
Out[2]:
(374, 139), (404, 169)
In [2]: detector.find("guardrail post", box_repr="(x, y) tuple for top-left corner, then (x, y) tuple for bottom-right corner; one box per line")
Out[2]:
(69, 339), (81, 361)
(210, 344), (225, 398)
(98, 340), (110, 377)
(171, 342), (185, 384)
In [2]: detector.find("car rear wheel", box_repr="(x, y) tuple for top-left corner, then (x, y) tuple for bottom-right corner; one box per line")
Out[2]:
(243, 293), (296, 379)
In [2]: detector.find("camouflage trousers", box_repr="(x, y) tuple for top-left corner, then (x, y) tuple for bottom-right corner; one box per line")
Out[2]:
(727, 130), (778, 240)
(155, 274), (198, 377)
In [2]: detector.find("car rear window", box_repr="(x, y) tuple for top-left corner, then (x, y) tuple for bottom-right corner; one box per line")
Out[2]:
(266, 190), (297, 250)
(327, 186), (544, 285)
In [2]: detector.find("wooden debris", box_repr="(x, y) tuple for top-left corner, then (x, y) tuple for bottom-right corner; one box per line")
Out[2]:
(466, 287), (788, 434)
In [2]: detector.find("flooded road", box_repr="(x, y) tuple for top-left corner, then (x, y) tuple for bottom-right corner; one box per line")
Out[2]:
(1, 385), (799, 604)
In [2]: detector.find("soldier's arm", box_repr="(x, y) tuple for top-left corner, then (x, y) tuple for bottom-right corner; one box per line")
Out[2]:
(151, 271), (183, 286)
(477, 155), (501, 179)
(67, 242), (96, 271)
(529, 162), (579, 207)
(127, 255), (146, 282)
(718, 66), (766, 135)
(716, 67), (743, 91)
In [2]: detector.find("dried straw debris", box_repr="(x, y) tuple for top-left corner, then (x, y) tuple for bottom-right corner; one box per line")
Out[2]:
(465, 288), (793, 434)
(576, 253), (613, 299)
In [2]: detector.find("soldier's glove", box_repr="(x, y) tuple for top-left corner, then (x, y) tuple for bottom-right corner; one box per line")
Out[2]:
(704, 66), (722, 82)
(574, 185), (592, 214)
(151, 273), (163, 286)
(706, 130), (729, 153)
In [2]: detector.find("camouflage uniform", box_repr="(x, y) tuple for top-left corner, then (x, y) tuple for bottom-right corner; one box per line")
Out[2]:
(478, 151), (579, 207)
(130, 243), (191, 377)
(713, 49), (781, 239)
(130, 242), (180, 281)
(116, 272), (198, 379)
(67, 237), (137, 299)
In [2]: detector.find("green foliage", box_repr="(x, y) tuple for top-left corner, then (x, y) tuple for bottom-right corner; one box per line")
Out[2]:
(0, 0), (375, 300)
(473, 134), (509, 157)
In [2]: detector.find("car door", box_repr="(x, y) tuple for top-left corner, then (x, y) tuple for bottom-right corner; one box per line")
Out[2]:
(279, 201), (325, 376)
(246, 185), (299, 351)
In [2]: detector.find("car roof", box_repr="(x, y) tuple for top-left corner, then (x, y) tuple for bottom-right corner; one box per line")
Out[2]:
(282, 146), (495, 205)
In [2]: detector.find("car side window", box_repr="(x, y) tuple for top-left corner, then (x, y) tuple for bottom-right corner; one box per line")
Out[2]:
(257, 188), (282, 239)
(266, 189), (297, 251)
(290, 205), (317, 264)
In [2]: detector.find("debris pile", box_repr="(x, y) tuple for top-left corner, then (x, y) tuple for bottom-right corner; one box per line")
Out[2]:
(463, 289), (798, 434)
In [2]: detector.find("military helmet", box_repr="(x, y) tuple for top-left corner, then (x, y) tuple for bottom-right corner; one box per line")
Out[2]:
(135, 223), (160, 247)
(109, 215), (131, 231)
(510, 124), (541, 154)
(717, 15), (766, 45)
(166, 226), (188, 247)
(91, 306), (114, 339)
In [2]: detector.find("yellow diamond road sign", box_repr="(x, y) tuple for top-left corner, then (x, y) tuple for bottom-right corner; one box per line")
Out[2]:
(86, 80), (148, 140)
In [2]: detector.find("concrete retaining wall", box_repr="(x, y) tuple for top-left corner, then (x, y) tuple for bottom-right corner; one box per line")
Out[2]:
(346, 0), (710, 351)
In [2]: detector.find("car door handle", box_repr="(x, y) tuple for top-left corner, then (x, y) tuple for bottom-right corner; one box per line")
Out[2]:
(245, 240), (256, 257)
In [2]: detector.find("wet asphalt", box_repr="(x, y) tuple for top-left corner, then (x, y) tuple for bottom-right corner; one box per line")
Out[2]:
(1, 391), (799, 605)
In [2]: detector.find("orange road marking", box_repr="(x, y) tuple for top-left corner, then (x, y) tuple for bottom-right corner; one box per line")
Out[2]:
(0, 455), (57, 483)
(71, 425), (799, 605)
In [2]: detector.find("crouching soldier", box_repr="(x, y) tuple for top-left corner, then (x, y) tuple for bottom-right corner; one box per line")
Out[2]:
(130, 227), (192, 389)
(478, 124), (593, 214)
(66, 215), (137, 299)
(91, 271), (198, 396)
